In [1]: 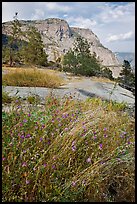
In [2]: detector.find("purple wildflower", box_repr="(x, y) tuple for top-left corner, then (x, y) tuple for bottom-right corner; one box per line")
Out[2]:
(52, 165), (56, 169)
(104, 134), (107, 138)
(28, 113), (31, 117)
(25, 134), (30, 138)
(20, 135), (25, 139)
(120, 134), (124, 138)
(20, 123), (23, 127)
(23, 119), (27, 123)
(17, 105), (21, 109)
(93, 136), (97, 139)
(33, 167), (36, 171)
(72, 145), (76, 151)
(47, 140), (51, 145)
(86, 158), (91, 163)
(64, 127), (68, 131)
(2, 157), (6, 161)
(40, 137), (43, 141)
(22, 162), (27, 167)
(99, 144), (103, 149)
(72, 141), (76, 146)
(62, 114), (65, 118)
(104, 128), (107, 131)
(93, 131), (97, 135)
(26, 180), (30, 185)
(72, 181), (76, 187)
(15, 100), (19, 103)
(123, 131), (127, 135)
(100, 161), (105, 164)
(42, 124), (45, 128)
(43, 163), (47, 167)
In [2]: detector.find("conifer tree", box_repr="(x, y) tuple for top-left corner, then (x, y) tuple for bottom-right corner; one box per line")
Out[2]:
(8, 12), (22, 66)
(118, 60), (135, 87)
(63, 36), (101, 76)
(22, 26), (48, 66)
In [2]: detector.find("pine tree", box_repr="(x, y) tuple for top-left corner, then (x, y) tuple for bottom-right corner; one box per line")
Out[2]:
(63, 36), (101, 76)
(119, 60), (135, 87)
(8, 12), (22, 66)
(22, 26), (48, 66)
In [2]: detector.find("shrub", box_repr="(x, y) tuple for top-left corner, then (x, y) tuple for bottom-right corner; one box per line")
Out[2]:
(2, 91), (13, 103)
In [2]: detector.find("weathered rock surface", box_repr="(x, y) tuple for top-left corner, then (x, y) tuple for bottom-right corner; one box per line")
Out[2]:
(2, 73), (135, 106)
(2, 18), (122, 77)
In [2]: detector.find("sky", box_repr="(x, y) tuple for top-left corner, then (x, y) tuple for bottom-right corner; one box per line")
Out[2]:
(2, 2), (135, 53)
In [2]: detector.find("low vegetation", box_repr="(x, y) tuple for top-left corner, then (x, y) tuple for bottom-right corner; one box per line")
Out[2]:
(2, 67), (64, 88)
(2, 94), (135, 202)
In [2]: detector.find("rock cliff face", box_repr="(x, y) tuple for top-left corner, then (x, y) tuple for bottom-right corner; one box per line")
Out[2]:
(2, 18), (122, 77)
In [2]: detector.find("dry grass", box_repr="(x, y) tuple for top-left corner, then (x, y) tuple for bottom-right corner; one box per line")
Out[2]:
(91, 76), (115, 83)
(2, 95), (135, 202)
(2, 67), (64, 88)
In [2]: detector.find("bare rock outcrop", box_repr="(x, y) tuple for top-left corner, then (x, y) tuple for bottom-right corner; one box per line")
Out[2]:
(2, 18), (122, 77)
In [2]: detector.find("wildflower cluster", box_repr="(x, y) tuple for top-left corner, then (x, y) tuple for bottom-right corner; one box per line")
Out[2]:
(2, 95), (135, 202)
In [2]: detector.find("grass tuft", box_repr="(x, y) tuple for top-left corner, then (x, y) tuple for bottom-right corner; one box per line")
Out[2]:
(2, 67), (64, 88)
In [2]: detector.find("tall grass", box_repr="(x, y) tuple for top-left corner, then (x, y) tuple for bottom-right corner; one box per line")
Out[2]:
(2, 95), (135, 202)
(2, 68), (64, 88)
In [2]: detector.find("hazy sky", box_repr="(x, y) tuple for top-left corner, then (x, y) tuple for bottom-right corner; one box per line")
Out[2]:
(2, 2), (135, 53)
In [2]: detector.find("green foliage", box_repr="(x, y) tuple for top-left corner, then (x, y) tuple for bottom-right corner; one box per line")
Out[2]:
(118, 60), (135, 87)
(101, 67), (113, 80)
(22, 26), (48, 66)
(63, 36), (101, 76)
(3, 13), (22, 66)
(2, 91), (13, 103)
(27, 94), (40, 105)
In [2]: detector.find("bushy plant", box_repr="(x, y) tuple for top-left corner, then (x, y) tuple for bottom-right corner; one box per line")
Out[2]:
(100, 66), (113, 80)
(2, 91), (13, 103)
